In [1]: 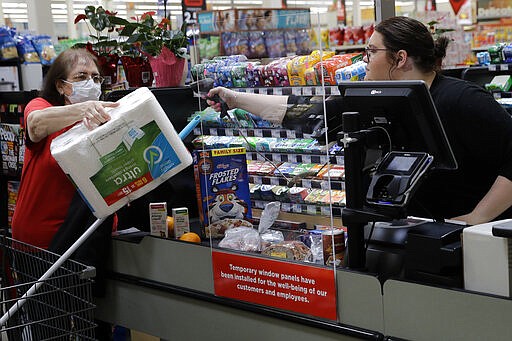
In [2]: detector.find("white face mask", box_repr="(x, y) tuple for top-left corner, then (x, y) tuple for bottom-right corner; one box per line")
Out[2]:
(65, 79), (102, 104)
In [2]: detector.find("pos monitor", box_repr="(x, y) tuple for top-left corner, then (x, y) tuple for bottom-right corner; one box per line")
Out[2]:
(336, 80), (457, 171)
(336, 80), (458, 270)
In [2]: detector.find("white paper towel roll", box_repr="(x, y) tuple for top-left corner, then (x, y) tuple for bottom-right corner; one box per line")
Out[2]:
(51, 87), (193, 218)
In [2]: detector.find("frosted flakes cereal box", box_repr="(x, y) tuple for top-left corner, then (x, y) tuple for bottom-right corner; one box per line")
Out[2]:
(193, 147), (252, 238)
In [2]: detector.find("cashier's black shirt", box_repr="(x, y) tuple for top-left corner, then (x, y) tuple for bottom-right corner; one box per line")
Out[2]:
(285, 74), (512, 221)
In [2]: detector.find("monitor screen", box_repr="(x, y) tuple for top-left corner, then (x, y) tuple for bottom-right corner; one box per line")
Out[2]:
(387, 155), (417, 172)
(337, 80), (458, 171)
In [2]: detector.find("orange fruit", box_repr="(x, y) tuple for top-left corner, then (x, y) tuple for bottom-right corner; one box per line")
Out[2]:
(166, 216), (174, 238)
(179, 232), (201, 244)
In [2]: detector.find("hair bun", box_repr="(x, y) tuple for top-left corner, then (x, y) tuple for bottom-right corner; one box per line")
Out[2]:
(434, 36), (450, 60)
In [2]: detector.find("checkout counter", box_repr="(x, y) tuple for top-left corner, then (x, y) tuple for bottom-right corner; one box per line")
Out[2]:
(94, 82), (512, 340)
(95, 219), (512, 341)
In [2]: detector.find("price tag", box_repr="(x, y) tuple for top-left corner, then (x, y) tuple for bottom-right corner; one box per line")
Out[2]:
(274, 87), (283, 95)
(259, 88), (268, 95)
(282, 203), (291, 211)
(292, 204), (302, 213)
(254, 130), (263, 137)
(501, 64), (509, 71)
(210, 129), (218, 136)
(271, 130), (281, 138)
(288, 154), (297, 163)
(307, 205), (317, 215)
(321, 206), (331, 216)
(287, 130), (296, 139)
(336, 156), (344, 165)
(292, 87), (302, 95)
(302, 179), (312, 188)
(489, 65), (497, 71)
(193, 128), (201, 135)
(255, 200), (265, 209)
(331, 86), (340, 95)
(254, 176), (262, 184)
(270, 177), (280, 186)
(303, 87), (313, 96)
(240, 128), (248, 136)
(225, 128), (233, 136)
(315, 87), (325, 95)
(302, 155), (311, 163)
(246, 88), (254, 94)
(273, 154), (282, 162)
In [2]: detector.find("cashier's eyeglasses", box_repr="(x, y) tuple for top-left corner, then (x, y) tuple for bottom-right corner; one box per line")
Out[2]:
(66, 72), (105, 85)
(364, 46), (389, 62)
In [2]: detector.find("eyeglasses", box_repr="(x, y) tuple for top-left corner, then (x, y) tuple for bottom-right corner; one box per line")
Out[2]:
(66, 73), (105, 85)
(364, 47), (389, 62)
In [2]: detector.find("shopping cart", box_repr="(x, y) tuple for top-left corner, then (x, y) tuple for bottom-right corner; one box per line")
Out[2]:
(0, 234), (97, 340)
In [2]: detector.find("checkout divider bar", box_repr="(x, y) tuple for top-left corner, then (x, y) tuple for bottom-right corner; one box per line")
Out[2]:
(106, 271), (384, 340)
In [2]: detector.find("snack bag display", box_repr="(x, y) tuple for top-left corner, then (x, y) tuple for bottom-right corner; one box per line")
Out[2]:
(193, 147), (252, 238)
(296, 29), (311, 55)
(16, 35), (40, 63)
(248, 31), (267, 59)
(0, 27), (18, 60)
(314, 53), (363, 85)
(287, 55), (309, 86)
(32, 35), (57, 65)
(265, 30), (286, 58)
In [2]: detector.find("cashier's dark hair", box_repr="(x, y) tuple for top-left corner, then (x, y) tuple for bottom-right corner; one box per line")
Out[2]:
(375, 16), (450, 73)
(40, 48), (100, 106)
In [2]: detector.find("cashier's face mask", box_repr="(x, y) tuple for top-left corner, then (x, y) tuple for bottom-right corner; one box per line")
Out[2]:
(64, 79), (102, 104)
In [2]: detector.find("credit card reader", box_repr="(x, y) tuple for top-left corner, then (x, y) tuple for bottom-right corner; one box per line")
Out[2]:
(366, 151), (433, 207)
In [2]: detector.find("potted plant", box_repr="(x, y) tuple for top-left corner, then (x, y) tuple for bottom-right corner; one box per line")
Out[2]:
(74, 6), (122, 89)
(112, 11), (189, 87)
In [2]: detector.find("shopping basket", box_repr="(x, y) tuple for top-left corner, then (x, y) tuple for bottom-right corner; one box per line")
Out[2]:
(0, 234), (97, 340)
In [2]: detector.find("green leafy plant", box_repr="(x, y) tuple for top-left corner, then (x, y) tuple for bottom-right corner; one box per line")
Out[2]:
(73, 5), (121, 56)
(111, 11), (189, 58)
(427, 20), (455, 40)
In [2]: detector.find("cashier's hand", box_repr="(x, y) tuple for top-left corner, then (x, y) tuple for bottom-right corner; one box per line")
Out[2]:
(75, 100), (119, 130)
(206, 87), (237, 111)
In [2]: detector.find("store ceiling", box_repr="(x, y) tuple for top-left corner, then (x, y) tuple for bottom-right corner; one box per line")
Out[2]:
(0, 0), (385, 24)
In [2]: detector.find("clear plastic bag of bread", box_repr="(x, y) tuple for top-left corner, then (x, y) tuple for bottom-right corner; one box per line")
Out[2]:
(218, 201), (283, 252)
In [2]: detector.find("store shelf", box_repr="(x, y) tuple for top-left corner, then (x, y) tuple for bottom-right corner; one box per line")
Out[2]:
(253, 199), (343, 217)
(332, 44), (366, 52)
(486, 64), (511, 71)
(249, 174), (344, 190)
(193, 127), (313, 139)
(233, 86), (340, 96)
(246, 151), (342, 165)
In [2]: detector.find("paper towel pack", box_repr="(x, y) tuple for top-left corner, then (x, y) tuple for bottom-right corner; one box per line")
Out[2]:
(51, 87), (193, 218)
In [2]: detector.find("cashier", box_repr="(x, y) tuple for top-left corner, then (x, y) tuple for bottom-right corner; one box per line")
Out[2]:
(207, 16), (512, 226)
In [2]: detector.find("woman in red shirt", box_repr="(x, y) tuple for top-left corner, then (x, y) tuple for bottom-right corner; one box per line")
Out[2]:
(12, 48), (118, 248)
(11, 48), (119, 340)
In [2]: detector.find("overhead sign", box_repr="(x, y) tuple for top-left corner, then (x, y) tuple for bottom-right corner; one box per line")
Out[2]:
(212, 250), (337, 321)
(449, 0), (465, 15)
(182, 0), (206, 25)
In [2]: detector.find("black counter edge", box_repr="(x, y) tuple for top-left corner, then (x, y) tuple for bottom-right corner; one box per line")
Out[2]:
(106, 271), (384, 340)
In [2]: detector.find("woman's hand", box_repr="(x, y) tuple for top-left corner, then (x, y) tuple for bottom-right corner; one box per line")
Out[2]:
(75, 100), (119, 130)
(27, 100), (120, 143)
(206, 87), (237, 111)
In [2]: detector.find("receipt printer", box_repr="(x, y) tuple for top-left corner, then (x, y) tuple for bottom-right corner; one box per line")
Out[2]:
(405, 221), (464, 287)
